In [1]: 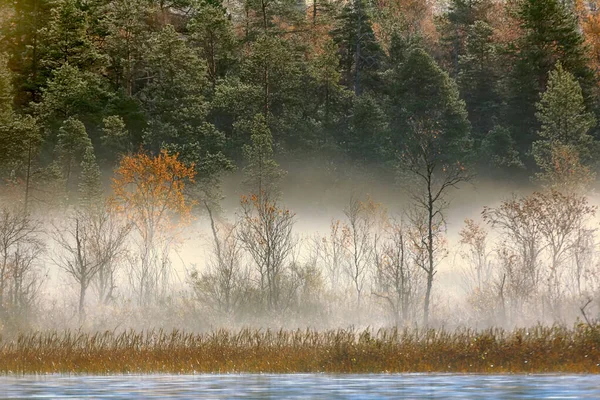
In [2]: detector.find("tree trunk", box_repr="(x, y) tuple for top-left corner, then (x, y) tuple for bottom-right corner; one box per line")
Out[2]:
(423, 175), (435, 327)
(79, 280), (86, 324)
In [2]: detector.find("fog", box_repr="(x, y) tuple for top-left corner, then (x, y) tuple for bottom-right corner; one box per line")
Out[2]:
(1, 157), (595, 336)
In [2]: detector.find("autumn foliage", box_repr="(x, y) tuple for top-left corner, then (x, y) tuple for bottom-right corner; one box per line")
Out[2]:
(111, 149), (196, 230)
(111, 150), (196, 304)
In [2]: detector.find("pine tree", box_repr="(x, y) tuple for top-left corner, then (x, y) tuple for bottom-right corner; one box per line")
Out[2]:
(458, 21), (501, 141)
(440, 0), (493, 75)
(0, 0), (52, 104)
(56, 116), (92, 191)
(39, 0), (102, 76)
(505, 0), (594, 161)
(532, 63), (597, 189)
(102, 0), (149, 97)
(387, 48), (471, 160)
(78, 146), (102, 209)
(331, 0), (384, 95)
(242, 114), (285, 200)
(0, 53), (12, 116)
(101, 115), (130, 156)
(0, 53), (41, 198)
(188, 0), (237, 90)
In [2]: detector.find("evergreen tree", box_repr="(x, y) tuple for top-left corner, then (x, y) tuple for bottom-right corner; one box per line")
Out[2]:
(344, 94), (387, 163)
(39, 0), (103, 76)
(36, 63), (112, 142)
(101, 115), (130, 156)
(0, 53), (13, 116)
(56, 116), (92, 190)
(242, 114), (285, 199)
(458, 21), (501, 142)
(386, 48), (471, 160)
(0, 54), (42, 194)
(439, 0), (493, 75)
(102, 0), (150, 97)
(0, 0), (52, 104)
(331, 0), (384, 95)
(532, 63), (597, 189)
(187, 0), (238, 90)
(242, 0), (303, 38)
(140, 24), (230, 176)
(505, 0), (594, 161)
(78, 146), (103, 209)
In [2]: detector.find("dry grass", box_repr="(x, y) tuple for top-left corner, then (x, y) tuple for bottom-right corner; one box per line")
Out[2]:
(0, 324), (599, 374)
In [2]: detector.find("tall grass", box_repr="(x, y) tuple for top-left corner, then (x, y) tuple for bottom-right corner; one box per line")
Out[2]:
(0, 324), (599, 374)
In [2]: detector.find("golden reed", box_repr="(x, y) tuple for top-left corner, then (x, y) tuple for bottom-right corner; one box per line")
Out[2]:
(0, 325), (598, 374)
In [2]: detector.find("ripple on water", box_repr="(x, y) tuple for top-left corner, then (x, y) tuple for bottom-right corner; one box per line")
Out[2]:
(1, 374), (600, 399)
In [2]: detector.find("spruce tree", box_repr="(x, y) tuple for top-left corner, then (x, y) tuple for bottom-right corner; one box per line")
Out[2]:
(532, 63), (597, 189)
(331, 0), (384, 95)
(387, 48), (471, 161)
(242, 114), (285, 200)
(56, 116), (92, 191)
(458, 21), (501, 141)
(505, 0), (594, 162)
(78, 146), (102, 209)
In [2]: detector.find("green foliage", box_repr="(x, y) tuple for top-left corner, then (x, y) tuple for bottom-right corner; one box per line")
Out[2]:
(505, 0), (594, 161)
(0, 54), (12, 115)
(56, 116), (92, 189)
(481, 125), (524, 171)
(388, 48), (471, 163)
(345, 94), (387, 162)
(37, 64), (112, 134)
(0, 0), (599, 198)
(242, 114), (285, 198)
(188, 0), (237, 88)
(100, 0), (149, 95)
(535, 64), (596, 150)
(331, 0), (384, 95)
(439, 0), (494, 75)
(101, 116), (130, 155)
(458, 21), (501, 141)
(532, 63), (597, 189)
(0, 55), (41, 172)
(78, 146), (103, 209)
(40, 0), (103, 74)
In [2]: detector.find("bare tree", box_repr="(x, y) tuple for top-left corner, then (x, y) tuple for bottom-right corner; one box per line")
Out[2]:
(341, 196), (381, 314)
(191, 208), (246, 317)
(90, 209), (132, 304)
(372, 218), (423, 326)
(0, 208), (44, 326)
(458, 218), (493, 293)
(0, 208), (42, 313)
(53, 209), (130, 323)
(237, 193), (296, 312)
(316, 219), (348, 292)
(483, 194), (546, 320)
(570, 227), (596, 297)
(401, 119), (471, 326)
(534, 190), (596, 317)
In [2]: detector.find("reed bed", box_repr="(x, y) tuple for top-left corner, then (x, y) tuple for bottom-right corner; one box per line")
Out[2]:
(0, 324), (598, 374)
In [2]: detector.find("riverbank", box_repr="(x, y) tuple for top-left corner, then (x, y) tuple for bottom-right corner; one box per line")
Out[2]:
(1, 325), (599, 374)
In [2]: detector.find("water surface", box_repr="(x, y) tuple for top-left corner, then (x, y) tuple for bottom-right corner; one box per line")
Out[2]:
(2, 373), (599, 399)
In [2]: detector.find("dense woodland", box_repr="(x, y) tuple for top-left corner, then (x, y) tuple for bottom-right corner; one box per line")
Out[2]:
(1, 0), (600, 332)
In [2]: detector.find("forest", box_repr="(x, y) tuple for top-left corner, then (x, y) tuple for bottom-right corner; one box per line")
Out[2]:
(0, 0), (600, 334)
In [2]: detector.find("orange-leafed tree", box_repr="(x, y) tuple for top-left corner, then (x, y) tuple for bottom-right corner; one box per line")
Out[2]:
(111, 149), (195, 305)
(576, 0), (600, 74)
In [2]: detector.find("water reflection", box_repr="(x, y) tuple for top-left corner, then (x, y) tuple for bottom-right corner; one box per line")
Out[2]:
(1, 374), (598, 399)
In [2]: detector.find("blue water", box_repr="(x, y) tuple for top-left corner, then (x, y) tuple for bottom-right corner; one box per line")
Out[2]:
(1, 374), (599, 399)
